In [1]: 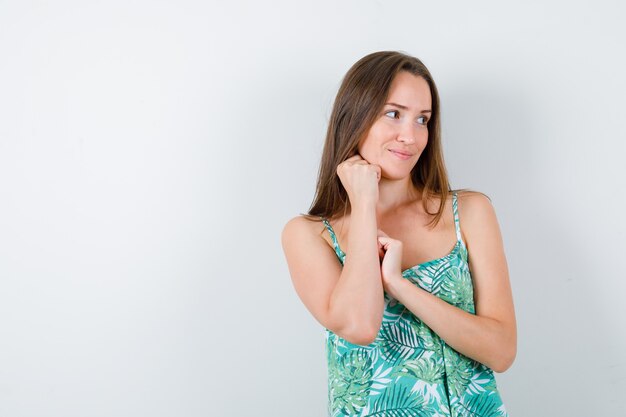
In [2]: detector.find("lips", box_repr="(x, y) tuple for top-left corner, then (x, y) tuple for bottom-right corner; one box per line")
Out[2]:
(388, 149), (413, 160)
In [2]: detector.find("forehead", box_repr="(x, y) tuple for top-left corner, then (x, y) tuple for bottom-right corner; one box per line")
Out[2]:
(386, 72), (432, 108)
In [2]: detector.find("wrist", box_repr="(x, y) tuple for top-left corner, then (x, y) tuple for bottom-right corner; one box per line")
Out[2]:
(386, 273), (409, 299)
(350, 200), (376, 215)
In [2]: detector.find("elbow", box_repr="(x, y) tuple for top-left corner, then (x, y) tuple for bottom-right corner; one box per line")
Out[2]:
(488, 320), (517, 373)
(336, 320), (380, 346)
(326, 301), (383, 346)
(490, 344), (517, 373)
(344, 329), (378, 346)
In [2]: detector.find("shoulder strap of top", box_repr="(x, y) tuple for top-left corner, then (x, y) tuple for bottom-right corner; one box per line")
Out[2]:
(321, 218), (346, 263)
(452, 192), (465, 246)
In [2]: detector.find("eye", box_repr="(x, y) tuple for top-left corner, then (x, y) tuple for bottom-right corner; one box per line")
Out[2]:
(384, 110), (400, 119)
(417, 115), (429, 125)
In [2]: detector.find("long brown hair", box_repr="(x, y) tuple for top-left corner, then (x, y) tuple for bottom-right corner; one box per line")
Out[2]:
(307, 51), (451, 227)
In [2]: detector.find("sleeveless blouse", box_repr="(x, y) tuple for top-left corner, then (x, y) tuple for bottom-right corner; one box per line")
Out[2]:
(321, 192), (508, 417)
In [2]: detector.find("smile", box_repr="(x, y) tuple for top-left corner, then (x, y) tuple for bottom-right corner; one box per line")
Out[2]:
(388, 149), (413, 160)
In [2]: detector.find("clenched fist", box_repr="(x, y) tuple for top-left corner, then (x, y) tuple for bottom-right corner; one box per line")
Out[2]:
(336, 154), (381, 208)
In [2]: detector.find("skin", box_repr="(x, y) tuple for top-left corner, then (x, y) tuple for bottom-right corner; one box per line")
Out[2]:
(282, 71), (517, 373)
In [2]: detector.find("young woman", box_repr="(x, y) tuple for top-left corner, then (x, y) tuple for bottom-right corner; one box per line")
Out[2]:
(281, 51), (516, 417)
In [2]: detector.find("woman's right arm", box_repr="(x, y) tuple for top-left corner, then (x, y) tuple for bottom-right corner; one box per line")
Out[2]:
(281, 211), (384, 346)
(281, 156), (385, 346)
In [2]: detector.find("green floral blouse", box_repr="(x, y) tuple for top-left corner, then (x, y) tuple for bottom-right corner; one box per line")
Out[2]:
(321, 192), (508, 417)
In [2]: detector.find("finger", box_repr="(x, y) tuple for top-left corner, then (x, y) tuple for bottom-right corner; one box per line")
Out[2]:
(377, 229), (389, 237)
(356, 152), (373, 164)
(373, 165), (382, 181)
(339, 157), (369, 168)
(344, 154), (364, 162)
(378, 236), (402, 248)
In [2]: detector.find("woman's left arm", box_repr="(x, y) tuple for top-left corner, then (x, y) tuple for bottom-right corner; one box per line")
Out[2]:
(381, 192), (517, 372)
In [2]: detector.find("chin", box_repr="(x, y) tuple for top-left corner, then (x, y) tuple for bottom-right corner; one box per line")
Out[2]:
(380, 168), (413, 181)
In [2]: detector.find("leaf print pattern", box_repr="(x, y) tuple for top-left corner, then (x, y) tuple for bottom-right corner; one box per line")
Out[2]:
(328, 349), (374, 415)
(378, 316), (427, 366)
(443, 346), (476, 398)
(361, 384), (430, 417)
(391, 353), (444, 384)
(321, 193), (508, 417)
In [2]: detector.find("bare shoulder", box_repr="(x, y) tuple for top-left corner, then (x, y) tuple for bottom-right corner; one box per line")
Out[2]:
(456, 190), (493, 209)
(456, 190), (497, 221)
(281, 214), (339, 275)
(455, 190), (500, 244)
(281, 215), (325, 247)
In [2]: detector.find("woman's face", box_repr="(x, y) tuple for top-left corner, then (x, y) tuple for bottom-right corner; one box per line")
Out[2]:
(357, 71), (432, 181)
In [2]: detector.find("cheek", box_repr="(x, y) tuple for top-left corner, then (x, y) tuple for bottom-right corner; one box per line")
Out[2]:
(419, 131), (429, 148)
(357, 134), (375, 157)
(357, 144), (375, 162)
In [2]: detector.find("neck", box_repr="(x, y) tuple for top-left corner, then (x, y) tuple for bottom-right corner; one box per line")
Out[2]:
(375, 176), (421, 216)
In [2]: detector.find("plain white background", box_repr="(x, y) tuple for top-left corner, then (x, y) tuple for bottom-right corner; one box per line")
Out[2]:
(1, 1), (625, 416)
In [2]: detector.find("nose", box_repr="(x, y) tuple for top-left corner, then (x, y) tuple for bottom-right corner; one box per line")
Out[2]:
(397, 121), (417, 144)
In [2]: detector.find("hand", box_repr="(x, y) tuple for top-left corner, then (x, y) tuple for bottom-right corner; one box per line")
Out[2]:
(377, 234), (385, 262)
(377, 230), (405, 298)
(336, 154), (381, 208)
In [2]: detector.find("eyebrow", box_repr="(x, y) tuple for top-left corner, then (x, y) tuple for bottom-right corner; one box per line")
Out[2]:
(385, 102), (432, 113)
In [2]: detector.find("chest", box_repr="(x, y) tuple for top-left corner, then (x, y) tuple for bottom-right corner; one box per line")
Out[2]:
(381, 216), (458, 270)
(328, 210), (459, 272)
